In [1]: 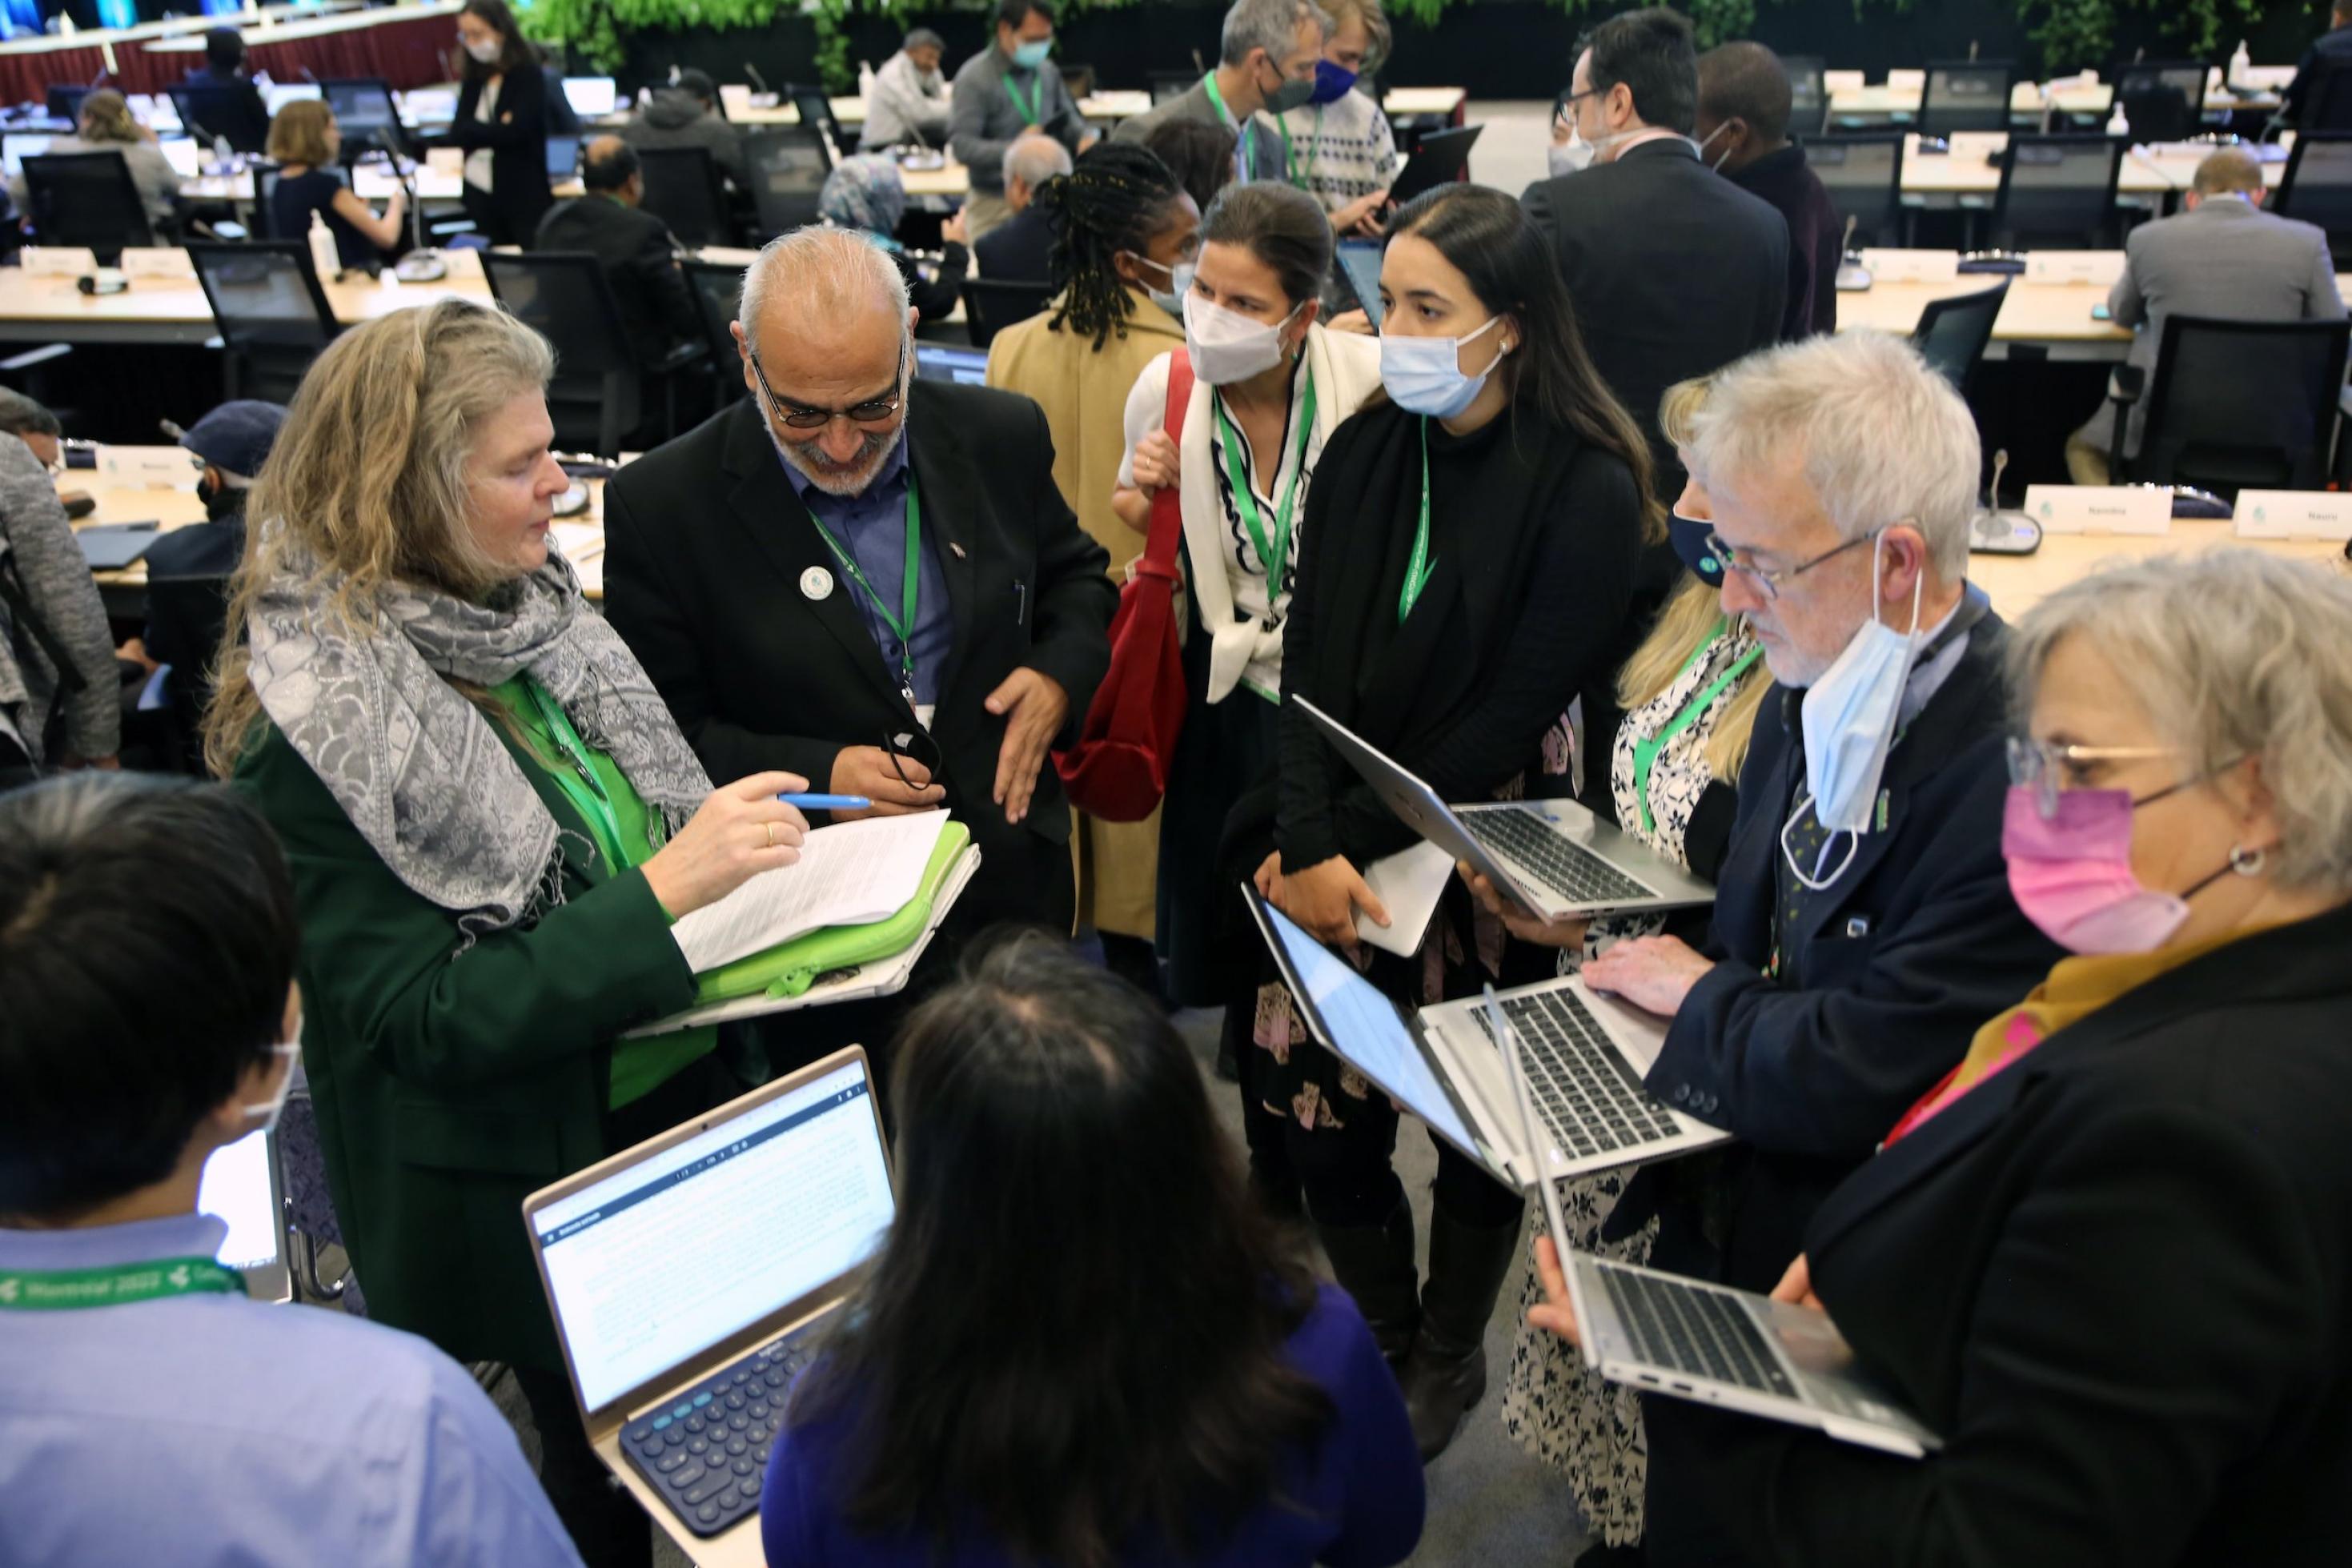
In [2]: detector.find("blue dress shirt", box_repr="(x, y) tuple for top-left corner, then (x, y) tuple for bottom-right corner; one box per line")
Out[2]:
(0, 1213), (584, 1568)
(780, 435), (953, 708)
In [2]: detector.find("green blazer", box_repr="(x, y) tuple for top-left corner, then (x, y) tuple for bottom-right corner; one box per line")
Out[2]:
(235, 720), (699, 1371)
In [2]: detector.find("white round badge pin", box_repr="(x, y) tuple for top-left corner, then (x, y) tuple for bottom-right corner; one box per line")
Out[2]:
(801, 566), (834, 602)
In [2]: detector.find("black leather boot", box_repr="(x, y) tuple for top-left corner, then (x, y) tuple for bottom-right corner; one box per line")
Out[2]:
(1312, 1199), (1421, 1369)
(1401, 1201), (1521, 1461)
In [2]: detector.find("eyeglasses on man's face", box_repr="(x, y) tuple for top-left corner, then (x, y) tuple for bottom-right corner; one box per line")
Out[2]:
(749, 343), (909, 431)
(1704, 526), (1885, 602)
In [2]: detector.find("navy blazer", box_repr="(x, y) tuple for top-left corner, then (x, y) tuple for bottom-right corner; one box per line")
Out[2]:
(1640, 601), (2065, 1289)
(1686, 899), (2352, 1565)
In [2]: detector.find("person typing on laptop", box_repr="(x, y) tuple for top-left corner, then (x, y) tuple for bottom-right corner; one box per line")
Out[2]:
(1526, 551), (2352, 1566)
(762, 936), (1425, 1567)
(1555, 332), (2061, 1566)
(0, 773), (581, 1568)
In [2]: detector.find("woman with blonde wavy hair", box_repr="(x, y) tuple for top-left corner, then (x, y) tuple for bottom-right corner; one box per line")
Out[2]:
(1466, 373), (1770, 1563)
(210, 297), (809, 1568)
(4, 88), (179, 231)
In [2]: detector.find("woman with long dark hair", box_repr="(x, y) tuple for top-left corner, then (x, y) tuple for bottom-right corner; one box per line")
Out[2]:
(441, 0), (551, 245)
(1247, 182), (1658, 1462)
(762, 936), (1423, 1566)
(985, 142), (1199, 988)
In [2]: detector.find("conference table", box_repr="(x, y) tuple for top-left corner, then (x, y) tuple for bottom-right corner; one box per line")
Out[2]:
(1823, 70), (2290, 125)
(1884, 130), (2291, 203)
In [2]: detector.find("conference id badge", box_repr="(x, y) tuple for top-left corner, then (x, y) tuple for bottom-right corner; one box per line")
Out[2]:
(2023, 484), (2171, 536)
(2233, 489), (2352, 541)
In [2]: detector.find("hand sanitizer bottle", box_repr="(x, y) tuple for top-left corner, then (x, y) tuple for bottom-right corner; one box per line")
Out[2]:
(307, 209), (340, 283)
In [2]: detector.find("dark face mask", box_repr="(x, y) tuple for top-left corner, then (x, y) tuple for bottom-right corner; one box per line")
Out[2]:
(1669, 510), (1722, 584)
(198, 475), (244, 522)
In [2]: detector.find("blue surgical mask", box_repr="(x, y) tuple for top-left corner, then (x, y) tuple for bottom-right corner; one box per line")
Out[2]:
(1781, 532), (1925, 888)
(1669, 510), (1722, 583)
(1379, 315), (1507, 419)
(1010, 37), (1052, 70)
(1310, 60), (1359, 106)
(1126, 253), (1192, 317)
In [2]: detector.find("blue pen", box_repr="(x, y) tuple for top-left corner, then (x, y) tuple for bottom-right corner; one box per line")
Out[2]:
(777, 793), (872, 811)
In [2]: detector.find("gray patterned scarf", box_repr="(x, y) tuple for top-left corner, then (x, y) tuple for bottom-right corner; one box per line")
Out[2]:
(246, 536), (711, 932)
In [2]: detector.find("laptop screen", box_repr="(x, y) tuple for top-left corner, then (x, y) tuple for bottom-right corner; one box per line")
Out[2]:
(263, 82), (321, 115)
(532, 1060), (893, 1414)
(563, 77), (619, 117)
(1335, 240), (1384, 329)
(158, 137), (202, 180)
(1257, 900), (1481, 1155)
(914, 343), (989, 385)
(196, 1129), (283, 1276)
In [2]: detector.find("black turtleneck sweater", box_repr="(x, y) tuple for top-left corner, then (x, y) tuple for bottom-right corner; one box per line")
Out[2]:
(1729, 143), (1843, 340)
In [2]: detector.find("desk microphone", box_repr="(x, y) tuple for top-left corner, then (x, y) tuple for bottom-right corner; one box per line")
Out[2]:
(383, 127), (448, 283)
(1833, 215), (1872, 291)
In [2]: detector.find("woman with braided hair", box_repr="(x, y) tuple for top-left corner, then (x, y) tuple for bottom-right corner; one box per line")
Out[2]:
(985, 142), (1200, 992)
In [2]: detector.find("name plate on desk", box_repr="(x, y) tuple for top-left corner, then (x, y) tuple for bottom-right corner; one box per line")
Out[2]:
(1859, 250), (1961, 283)
(22, 247), (97, 277)
(425, 147), (464, 177)
(2025, 484), (2171, 535)
(118, 248), (196, 281)
(2234, 489), (2352, 540)
(2025, 251), (2127, 287)
(95, 446), (195, 485)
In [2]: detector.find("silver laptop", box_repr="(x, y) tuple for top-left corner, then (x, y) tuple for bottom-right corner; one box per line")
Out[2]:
(523, 1049), (893, 1562)
(1292, 696), (1716, 923)
(195, 1126), (291, 1304)
(1246, 887), (1727, 1183)
(1494, 997), (1939, 1459)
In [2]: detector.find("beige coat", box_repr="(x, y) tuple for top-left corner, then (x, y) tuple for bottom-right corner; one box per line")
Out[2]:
(985, 284), (1185, 940)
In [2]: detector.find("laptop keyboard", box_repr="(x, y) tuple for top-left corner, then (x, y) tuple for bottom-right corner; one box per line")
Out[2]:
(618, 1331), (817, 1538)
(1473, 989), (1684, 1160)
(1462, 810), (1656, 905)
(1599, 1265), (1798, 1398)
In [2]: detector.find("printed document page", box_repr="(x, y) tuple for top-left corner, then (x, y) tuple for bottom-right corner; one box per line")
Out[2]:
(669, 810), (951, 973)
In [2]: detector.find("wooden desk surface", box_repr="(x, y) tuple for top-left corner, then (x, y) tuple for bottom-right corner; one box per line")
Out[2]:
(1969, 521), (2346, 616)
(1887, 131), (2288, 199)
(1826, 79), (2281, 118)
(0, 247), (493, 344)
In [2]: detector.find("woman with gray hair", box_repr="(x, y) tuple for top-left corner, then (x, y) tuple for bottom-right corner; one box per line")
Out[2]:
(1530, 547), (2352, 1564)
(0, 387), (116, 780)
(209, 298), (810, 1566)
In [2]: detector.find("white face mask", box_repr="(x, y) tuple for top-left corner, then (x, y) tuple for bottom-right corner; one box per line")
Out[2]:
(1547, 130), (1595, 178)
(462, 35), (503, 65)
(1183, 291), (1298, 386)
(1780, 532), (1925, 888)
(242, 1044), (301, 1136)
(1695, 122), (1735, 172)
(1379, 313), (1507, 419)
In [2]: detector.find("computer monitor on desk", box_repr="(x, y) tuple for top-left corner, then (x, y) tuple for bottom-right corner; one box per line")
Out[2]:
(263, 82), (322, 116)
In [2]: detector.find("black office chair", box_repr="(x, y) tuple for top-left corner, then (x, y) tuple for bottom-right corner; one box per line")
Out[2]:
(2101, 316), (2352, 495)
(1918, 60), (2017, 137)
(481, 250), (705, 455)
(1782, 54), (1827, 137)
(2274, 133), (2352, 266)
(319, 77), (415, 161)
(636, 144), (733, 247)
(961, 278), (1053, 348)
(169, 82), (269, 156)
(2113, 60), (2207, 144)
(45, 83), (95, 122)
(786, 85), (853, 162)
(2297, 58), (2352, 133)
(1989, 134), (2125, 250)
(22, 152), (155, 263)
(184, 241), (339, 404)
(741, 126), (832, 238)
(683, 257), (748, 403)
(1806, 133), (1906, 247)
(1909, 279), (2009, 395)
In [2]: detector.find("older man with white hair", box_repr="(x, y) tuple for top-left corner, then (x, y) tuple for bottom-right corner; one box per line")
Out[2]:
(1569, 332), (2062, 1564)
(602, 229), (1115, 1032)
(974, 132), (1074, 281)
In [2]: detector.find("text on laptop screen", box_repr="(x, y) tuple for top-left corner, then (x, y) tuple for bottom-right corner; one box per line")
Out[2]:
(534, 1061), (893, 1413)
(197, 1129), (281, 1273)
(1261, 902), (1480, 1153)
(914, 344), (990, 386)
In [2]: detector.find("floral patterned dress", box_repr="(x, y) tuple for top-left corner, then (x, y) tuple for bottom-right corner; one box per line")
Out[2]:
(1496, 620), (1761, 1546)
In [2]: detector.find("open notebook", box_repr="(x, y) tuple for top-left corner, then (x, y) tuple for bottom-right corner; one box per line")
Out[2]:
(669, 811), (953, 973)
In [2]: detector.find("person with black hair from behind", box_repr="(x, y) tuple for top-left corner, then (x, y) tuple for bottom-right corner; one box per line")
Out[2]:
(0, 773), (582, 1567)
(761, 934), (1424, 1567)
(535, 134), (702, 368)
(1146, 115), (1243, 225)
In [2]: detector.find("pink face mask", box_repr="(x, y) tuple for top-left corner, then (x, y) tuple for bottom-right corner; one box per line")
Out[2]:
(2001, 786), (2194, 954)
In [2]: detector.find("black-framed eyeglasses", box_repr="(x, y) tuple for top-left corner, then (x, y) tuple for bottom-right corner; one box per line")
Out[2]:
(1703, 527), (1885, 601)
(881, 725), (943, 792)
(749, 343), (908, 431)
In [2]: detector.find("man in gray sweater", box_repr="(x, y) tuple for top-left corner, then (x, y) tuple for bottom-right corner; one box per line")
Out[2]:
(949, 0), (1095, 240)
(0, 390), (117, 778)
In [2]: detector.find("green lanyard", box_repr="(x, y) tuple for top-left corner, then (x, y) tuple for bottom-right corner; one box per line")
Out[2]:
(1399, 417), (1438, 624)
(521, 676), (628, 869)
(805, 472), (924, 708)
(1004, 70), (1040, 127)
(1630, 624), (1764, 836)
(1202, 70), (1256, 181)
(1214, 371), (1317, 598)
(0, 1255), (244, 1310)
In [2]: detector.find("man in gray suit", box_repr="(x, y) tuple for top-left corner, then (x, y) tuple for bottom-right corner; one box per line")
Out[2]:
(2069, 148), (2346, 484)
(1112, 0), (1327, 188)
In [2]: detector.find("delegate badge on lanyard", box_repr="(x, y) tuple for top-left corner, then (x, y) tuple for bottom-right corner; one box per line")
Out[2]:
(1214, 371), (1318, 607)
(1399, 417), (1439, 624)
(0, 1255), (244, 1310)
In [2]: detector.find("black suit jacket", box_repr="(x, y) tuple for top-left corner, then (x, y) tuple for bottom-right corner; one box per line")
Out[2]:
(178, 68), (271, 154)
(532, 194), (699, 366)
(601, 387), (1116, 931)
(1729, 143), (1841, 339)
(445, 65), (552, 245)
(1520, 138), (1789, 483)
(1686, 899), (2352, 1566)
(1641, 600), (2067, 1289)
(973, 202), (1056, 285)
(2286, 23), (2352, 126)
